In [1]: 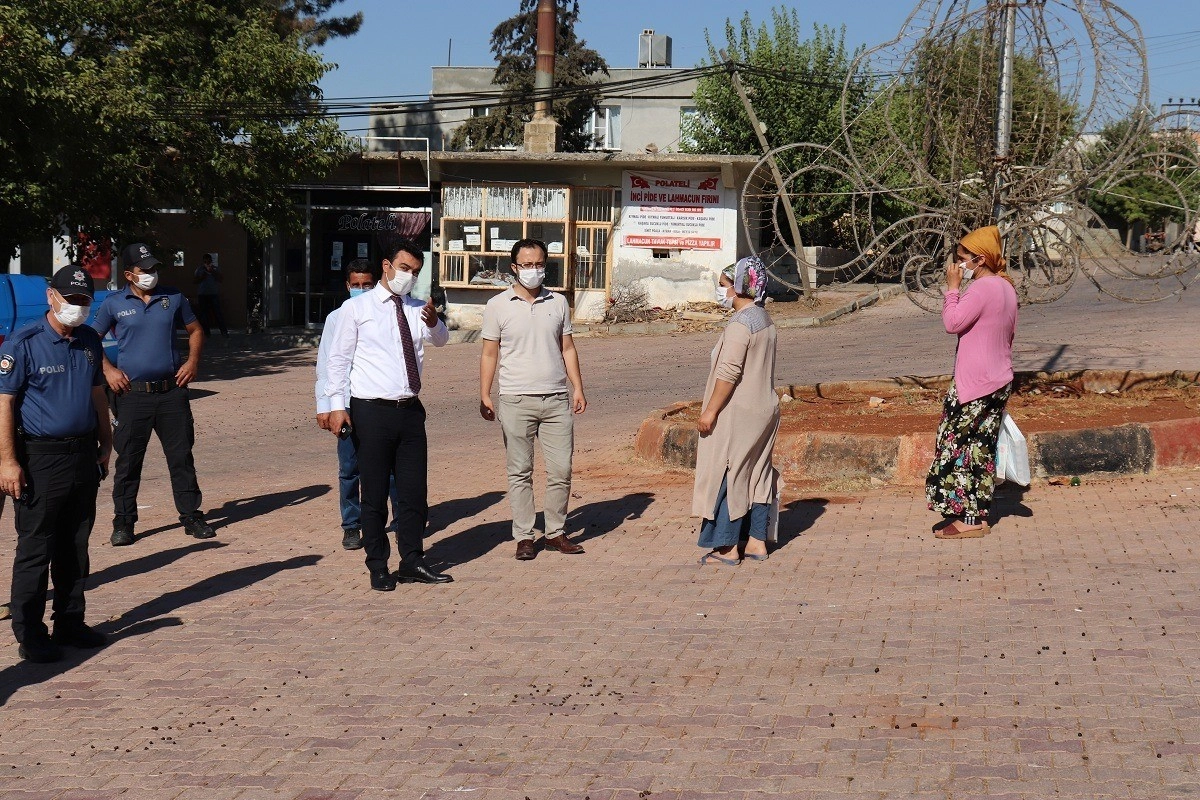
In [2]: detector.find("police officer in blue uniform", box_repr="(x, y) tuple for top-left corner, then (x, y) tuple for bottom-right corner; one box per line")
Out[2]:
(92, 243), (214, 546)
(0, 265), (112, 662)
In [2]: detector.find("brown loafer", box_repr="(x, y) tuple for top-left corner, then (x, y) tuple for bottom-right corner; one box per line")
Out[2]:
(542, 534), (584, 554)
(515, 539), (537, 560)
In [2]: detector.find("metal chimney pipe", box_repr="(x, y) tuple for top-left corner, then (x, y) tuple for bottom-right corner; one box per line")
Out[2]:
(533, 0), (556, 119)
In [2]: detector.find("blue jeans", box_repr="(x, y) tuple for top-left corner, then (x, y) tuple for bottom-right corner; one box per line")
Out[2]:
(697, 473), (770, 549)
(337, 434), (400, 531)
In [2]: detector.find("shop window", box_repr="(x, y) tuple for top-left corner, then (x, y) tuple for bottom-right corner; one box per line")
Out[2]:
(440, 185), (570, 290)
(440, 184), (617, 293)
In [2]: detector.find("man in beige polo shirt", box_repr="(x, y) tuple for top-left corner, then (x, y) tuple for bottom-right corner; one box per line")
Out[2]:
(480, 238), (587, 560)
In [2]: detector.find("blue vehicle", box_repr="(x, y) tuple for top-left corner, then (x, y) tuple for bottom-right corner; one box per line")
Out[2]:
(0, 273), (118, 361)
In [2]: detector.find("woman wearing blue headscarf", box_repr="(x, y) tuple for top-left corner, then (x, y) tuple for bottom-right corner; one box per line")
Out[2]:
(692, 256), (780, 565)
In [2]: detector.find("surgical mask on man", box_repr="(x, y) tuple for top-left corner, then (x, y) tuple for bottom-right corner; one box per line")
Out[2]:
(715, 285), (734, 309)
(387, 268), (414, 296)
(348, 287), (367, 298)
(517, 268), (545, 289)
(54, 299), (88, 328)
(132, 272), (158, 291)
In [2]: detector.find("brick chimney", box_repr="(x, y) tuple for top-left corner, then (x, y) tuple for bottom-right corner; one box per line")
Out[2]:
(523, 0), (559, 153)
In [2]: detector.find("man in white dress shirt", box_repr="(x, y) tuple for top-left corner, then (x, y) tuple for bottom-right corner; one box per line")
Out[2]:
(315, 259), (402, 551)
(325, 240), (452, 591)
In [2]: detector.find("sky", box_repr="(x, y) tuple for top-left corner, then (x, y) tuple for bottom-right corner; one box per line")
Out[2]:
(316, 0), (1200, 135)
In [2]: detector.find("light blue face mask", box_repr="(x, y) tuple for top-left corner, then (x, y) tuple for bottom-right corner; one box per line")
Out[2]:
(348, 287), (367, 298)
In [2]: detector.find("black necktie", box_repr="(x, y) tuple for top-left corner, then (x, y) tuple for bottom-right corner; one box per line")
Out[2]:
(390, 295), (421, 395)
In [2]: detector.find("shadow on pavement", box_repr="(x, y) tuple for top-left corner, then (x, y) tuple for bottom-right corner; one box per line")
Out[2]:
(775, 499), (828, 549)
(991, 485), (1033, 527)
(198, 347), (313, 382)
(0, 554), (321, 706)
(88, 540), (227, 591)
(567, 492), (655, 544)
(426, 520), (510, 568)
(425, 492), (656, 567)
(131, 484), (331, 540)
(426, 491), (506, 537)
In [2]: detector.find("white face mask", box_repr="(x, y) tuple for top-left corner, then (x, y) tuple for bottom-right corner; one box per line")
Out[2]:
(54, 299), (88, 328)
(387, 268), (414, 296)
(132, 272), (159, 291)
(960, 265), (974, 281)
(715, 285), (734, 308)
(517, 268), (545, 289)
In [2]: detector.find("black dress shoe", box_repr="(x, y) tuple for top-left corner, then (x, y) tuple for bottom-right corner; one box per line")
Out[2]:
(370, 569), (397, 591)
(111, 522), (135, 547)
(341, 529), (363, 550)
(181, 514), (217, 539)
(18, 638), (63, 663)
(395, 562), (453, 584)
(51, 622), (108, 649)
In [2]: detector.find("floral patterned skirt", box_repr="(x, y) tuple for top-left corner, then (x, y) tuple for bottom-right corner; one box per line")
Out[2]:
(925, 382), (1012, 523)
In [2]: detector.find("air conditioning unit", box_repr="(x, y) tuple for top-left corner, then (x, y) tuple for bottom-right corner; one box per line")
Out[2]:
(638, 30), (672, 69)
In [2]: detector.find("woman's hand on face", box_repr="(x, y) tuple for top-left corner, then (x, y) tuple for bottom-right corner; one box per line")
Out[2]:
(945, 257), (963, 291)
(697, 410), (718, 437)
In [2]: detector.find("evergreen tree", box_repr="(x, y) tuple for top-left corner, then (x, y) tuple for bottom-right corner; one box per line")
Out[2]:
(450, 0), (608, 152)
(275, 0), (362, 46)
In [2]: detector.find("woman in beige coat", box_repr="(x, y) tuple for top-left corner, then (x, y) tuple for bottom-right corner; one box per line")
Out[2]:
(693, 256), (780, 565)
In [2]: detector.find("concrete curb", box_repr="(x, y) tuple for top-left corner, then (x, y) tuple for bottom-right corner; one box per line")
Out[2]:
(634, 369), (1200, 485)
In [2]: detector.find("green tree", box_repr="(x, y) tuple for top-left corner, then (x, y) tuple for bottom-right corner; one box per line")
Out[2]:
(893, 27), (1078, 204)
(276, 0), (362, 45)
(0, 0), (357, 259)
(1086, 116), (1200, 233)
(682, 8), (868, 247)
(450, 0), (608, 153)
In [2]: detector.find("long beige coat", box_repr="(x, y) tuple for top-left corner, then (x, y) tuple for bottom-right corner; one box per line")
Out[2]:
(691, 307), (780, 521)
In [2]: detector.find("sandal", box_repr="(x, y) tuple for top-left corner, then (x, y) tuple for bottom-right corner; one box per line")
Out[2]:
(699, 550), (741, 566)
(741, 552), (769, 561)
(935, 521), (989, 539)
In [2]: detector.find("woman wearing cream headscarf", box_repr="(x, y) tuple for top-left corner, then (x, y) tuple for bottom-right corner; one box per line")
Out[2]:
(926, 226), (1019, 539)
(692, 256), (779, 564)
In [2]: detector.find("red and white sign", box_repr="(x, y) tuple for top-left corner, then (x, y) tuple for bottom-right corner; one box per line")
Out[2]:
(621, 171), (723, 251)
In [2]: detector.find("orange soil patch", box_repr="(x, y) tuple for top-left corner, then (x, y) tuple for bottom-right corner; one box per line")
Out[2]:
(674, 381), (1200, 436)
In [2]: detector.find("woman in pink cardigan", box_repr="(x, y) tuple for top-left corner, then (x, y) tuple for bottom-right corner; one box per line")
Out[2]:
(926, 226), (1018, 539)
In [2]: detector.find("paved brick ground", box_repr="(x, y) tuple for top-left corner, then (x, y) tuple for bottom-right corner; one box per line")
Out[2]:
(1, 281), (1199, 799)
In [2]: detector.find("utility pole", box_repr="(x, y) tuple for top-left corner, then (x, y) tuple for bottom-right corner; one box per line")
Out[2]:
(993, 1), (1017, 222)
(722, 50), (813, 297)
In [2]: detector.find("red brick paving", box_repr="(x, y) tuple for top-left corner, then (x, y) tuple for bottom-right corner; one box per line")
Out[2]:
(1, 281), (1199, 798)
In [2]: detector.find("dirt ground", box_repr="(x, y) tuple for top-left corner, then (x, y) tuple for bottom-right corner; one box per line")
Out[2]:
(606, 285), (883, 331)
(673, 378), (1200, 435)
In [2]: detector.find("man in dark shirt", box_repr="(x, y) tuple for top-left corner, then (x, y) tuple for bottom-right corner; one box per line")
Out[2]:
(0, 265), (113, 662)
(92, 243), (214, 546)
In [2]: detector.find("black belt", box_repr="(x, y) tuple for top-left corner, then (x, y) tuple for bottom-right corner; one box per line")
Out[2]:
(355, 396), (420, 407)
(21, 435), (94, 454)
(127, 377), (177, 393)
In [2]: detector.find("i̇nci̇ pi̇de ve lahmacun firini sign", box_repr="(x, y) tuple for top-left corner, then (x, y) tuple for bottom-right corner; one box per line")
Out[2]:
(621, 171), (723, 251)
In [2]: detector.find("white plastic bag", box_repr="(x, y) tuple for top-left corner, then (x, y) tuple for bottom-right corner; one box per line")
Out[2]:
(767, 475), (785, 543)
(995, 412), (1030, 486)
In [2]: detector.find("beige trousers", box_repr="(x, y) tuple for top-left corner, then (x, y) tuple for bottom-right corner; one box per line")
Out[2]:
(497, 393), (574, 540)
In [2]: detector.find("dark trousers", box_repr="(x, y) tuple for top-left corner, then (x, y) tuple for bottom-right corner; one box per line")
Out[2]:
(337, 433), (402, 532)
(196, 294), (227, 336)
(349, 398), (428, 573)
(112, 386), (202, 523)
(11, 444), (99, 643)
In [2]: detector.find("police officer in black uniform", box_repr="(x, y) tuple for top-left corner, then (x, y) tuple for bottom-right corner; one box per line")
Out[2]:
(0, 265), (112, 662)
(93, 243), (214, 546)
